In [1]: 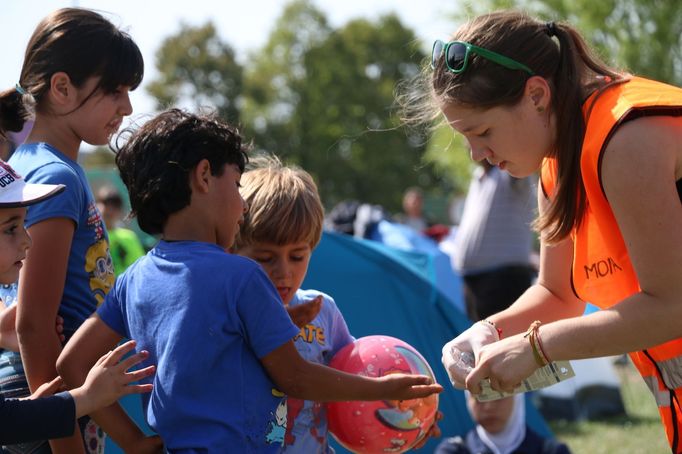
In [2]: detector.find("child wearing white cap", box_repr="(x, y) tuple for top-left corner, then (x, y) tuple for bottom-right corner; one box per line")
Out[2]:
(0, 159), (155, 444)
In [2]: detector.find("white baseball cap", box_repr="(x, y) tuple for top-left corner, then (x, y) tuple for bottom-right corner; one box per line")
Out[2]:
(0, 160), (65, 208)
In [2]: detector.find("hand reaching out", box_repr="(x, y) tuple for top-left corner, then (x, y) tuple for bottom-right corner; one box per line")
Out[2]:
(376, 373), (443, 401)
(286, 295), (322, 328)
(441, 321), (499, 389)
(55, 315), (65, 343)
(69, 340), (155, 418)
(465, 331), (537, 395)
(24, 375), (66, 400)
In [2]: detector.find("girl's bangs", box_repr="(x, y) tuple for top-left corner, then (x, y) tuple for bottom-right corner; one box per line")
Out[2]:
(97, 34), (144, 93)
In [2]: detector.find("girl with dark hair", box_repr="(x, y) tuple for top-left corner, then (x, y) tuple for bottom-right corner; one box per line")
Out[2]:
(427, 10), (682, 451)
(0, 8), (159, 454)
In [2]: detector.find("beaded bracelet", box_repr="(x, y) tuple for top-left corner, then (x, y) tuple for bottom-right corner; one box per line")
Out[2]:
(524, 320), (549, 366)
(479, 319), (502, 339)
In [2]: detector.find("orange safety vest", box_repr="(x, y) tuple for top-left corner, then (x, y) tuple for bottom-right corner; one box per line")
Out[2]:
(541, 76), (682, 452)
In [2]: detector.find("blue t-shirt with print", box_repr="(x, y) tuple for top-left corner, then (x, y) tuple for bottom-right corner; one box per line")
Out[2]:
(97, 240), (299, 453)
(282, 289), (354, 453)
(8, 143), (113, 334)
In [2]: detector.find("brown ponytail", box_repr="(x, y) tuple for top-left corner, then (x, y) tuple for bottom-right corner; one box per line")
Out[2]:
(0, 89), (31, 139)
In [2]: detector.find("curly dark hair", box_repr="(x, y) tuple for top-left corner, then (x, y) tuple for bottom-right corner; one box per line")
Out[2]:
(115, 109), (249, 235)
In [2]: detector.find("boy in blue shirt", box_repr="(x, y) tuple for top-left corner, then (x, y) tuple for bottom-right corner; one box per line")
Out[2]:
(57, 109), (442, 453)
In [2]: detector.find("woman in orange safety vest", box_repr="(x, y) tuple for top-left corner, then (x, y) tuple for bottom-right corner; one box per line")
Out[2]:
(421, 10), (682, 452)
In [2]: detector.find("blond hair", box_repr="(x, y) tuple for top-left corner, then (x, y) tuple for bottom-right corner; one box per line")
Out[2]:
(234, 156), (324, 250)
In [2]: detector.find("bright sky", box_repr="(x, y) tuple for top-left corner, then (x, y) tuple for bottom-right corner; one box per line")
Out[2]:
(0, 0), (456, 117)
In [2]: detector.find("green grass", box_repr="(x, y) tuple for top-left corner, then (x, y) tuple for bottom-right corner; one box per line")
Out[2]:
(549, 360), (670, 453)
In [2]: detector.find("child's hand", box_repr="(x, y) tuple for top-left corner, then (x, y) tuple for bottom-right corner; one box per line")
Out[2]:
(411, 410), (443, 449)
(286, 295), (322, 328)
(70, 340), (155, 418)
(377, 373), (443, 401)
(56, 315), (65, 343)
(23, 375), (66, 400)
(0, 305), (19, 351)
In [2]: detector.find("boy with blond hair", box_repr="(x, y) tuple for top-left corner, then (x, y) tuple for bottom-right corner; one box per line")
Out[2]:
(233, 156), (351, 452)
(234, 156), (442, 452)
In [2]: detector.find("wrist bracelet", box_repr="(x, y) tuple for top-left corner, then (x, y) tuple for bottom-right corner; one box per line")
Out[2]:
(535, 324), (551, 364)
(479, 319), (502, 340)
(524, 320), (549, 366)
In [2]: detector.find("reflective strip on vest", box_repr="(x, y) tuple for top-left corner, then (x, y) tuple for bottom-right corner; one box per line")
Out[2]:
(642, 374), (672, 407)
(659, 356), (682, 390)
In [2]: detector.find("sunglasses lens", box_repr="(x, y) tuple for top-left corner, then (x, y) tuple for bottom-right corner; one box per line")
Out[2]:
(446, 43), (467, 72)
(431, 40), (445, 68)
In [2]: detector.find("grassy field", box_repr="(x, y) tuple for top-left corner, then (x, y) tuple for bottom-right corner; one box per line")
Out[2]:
(549, 360), (670, 453)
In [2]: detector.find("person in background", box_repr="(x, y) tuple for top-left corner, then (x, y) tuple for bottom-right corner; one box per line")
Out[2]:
(452, 160), (536, 321)
(96, 186), (145, 276)
(435, 393), (570, 454)
(395, 187), (430, 232)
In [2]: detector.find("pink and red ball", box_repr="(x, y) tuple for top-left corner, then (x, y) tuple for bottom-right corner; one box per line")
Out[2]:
(327, 335), (439, 453)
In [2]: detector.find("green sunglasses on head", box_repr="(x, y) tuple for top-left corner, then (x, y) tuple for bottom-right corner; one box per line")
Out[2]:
(431, 39), (534, 76)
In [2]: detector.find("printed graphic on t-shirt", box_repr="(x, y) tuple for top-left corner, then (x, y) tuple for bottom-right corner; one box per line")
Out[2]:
(284, 398), (326, 447)
(294, 324), (326, 345)
(84, 202), (114, 305)
(265, 397), (287, 445)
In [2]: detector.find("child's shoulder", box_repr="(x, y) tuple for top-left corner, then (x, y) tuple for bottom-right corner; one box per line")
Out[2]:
(11, 143), (80, 183)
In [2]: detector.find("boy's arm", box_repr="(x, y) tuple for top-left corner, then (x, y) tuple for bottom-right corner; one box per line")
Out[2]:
(261, 340), (442, 402)
(57, 315), (159, 453)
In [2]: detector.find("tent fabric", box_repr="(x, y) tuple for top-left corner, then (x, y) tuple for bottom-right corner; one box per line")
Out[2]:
(303, 231), (551, 453)
(370, 219), (465, 313)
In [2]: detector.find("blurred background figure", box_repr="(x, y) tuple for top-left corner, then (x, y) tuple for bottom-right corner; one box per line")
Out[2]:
(96, 187), (145, 276)
(436, 393), (570, 454)
(395, 186), (430, 232)
(451, 161), (536, 321)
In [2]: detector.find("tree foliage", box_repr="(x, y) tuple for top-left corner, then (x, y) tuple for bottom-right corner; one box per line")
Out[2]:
(147, 22), (243, 123)
(147, 0), (450, 213)
(457, 0), (682, 85)
(144, 0), (682, 213)
(284, 14), (447, 209)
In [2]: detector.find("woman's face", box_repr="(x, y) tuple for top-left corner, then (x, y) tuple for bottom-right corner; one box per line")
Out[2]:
(440, 89), (554, 178)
